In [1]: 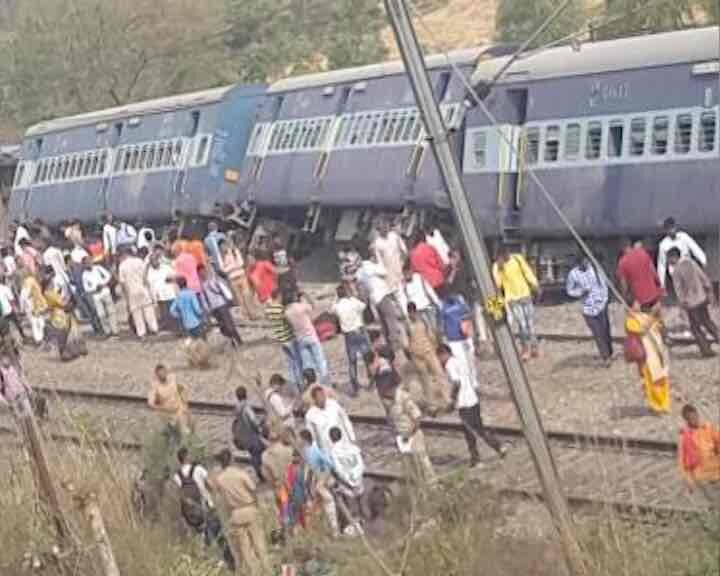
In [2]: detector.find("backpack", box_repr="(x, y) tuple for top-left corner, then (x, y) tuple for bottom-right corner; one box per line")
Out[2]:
(178, 465), (205, 529)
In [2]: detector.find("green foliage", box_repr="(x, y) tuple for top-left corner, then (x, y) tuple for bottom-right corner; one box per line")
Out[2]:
(224, 0), (387, 82)
(596, 0), (701, 39)
(495, 0), (589, 46)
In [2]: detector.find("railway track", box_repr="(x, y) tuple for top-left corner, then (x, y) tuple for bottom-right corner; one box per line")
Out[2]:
(15, 386), (710, 517)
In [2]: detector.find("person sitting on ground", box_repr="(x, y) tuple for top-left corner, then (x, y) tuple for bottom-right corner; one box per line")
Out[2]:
(678, 404), (720, 506)
(148, 364), (190, 438)
(232, 386), (267, 481)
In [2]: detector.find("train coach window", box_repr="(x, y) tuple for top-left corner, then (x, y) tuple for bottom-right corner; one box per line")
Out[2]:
(544, 125), (560, 162)
(99, 151), (108, 174)
(84, 155), (94, 176)
(130, 149), (140, 171)
(122, 150), (131, 172)
(585, 121), (602, 160)
(402, 112), (418, 143)
(651, 116), (669, 155)
(139, 147), (148, 170)
(163, 144), (173, 167)
(173, 141), (183, 165)
(195, 137), (209, 164)
(77, 157), (86, 178)
(607, 120), (624, 158)
(564, 123), (581, 160)
(472, 131), (487, 168)
(61, 158), (70, 180)
(629, 118), (646, 156)
(13, 163), (24, 187)
(91, 154), (99, 176)
(699, 111), (716, 152)
(525, 127), (540, 165)
(674, 114), (693, 154)
(145, 146), (154, 169)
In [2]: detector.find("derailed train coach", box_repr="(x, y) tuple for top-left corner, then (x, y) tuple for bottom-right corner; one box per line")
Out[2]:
(9, 84), (265, 225)
(8, 26), (719, 282)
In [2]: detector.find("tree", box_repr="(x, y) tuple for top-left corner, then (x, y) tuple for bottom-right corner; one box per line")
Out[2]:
(494, 0), (588, 46)
(224, 0), (387, 82)
(1, 0), (230, 128)
(595, 0), (701, 39)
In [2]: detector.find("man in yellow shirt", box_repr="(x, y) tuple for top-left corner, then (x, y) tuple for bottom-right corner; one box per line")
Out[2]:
(492, 247), (540, 360)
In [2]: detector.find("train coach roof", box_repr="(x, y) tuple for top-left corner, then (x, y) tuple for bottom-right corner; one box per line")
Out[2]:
(471, 26), (719, 85)
(268, 47), (485, 93)
(26, 85), (238, 137)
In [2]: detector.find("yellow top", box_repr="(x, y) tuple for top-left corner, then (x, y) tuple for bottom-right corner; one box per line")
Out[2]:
(44, 288), (69, 330)
(23, 275), (48, 315)
(492, 254), (538, 302)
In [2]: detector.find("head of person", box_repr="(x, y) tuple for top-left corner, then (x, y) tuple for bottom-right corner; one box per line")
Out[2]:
(329, 426), (342, 444)
(272, 236), (284, 250)
(197, 264), (208, 282)
(681, 404), (700, 429)
(411, 229), (425, 248)
(82, 255), (93, 270)
(246, 252), (256, 267)
(235, 385), (247, 403)
(208, 220), (219, 233)
(138, 246), (149, 260)
(402, 261), (414, 281)
(19, 238), (31, 251)
(667, 247), (682, 266)
(155, 363), (168, 383)
(495, 245), (509, 266)
(299, 429), (313, 447)
(218, 239), (228, 255)
(215, 448), (232, 469)
(104, 212), (113, 225)
(663, 217), (677, 239)
(363, 350), (379, 372)
(368, 330), (384, 352)
(619, 237), (633, 255)
(336, 284), (348, 300)
(406, 301), (418, 320)
(378, 218), (390, 238)
(311, 385), (327, 409)
(436, 343), (452, 365)
(177, 446), (189, 465)
(176, 276), (188, 291)
(303, 368), (317, 388)
(269, 373), (286, 389)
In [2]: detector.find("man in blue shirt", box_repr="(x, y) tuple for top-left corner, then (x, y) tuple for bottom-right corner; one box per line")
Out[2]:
(299, 429), (339, 537)
(170, 276), (205, 338)
(439, 290), (478, 391)
(566, 255), (612, 364)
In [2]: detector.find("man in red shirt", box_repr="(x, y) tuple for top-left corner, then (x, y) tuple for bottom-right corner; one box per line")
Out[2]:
(616, 238), (664, 313)
(409, 230), (445, 290)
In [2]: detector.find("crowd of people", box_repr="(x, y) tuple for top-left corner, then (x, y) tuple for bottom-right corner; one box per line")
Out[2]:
(0, 212), (717, 574)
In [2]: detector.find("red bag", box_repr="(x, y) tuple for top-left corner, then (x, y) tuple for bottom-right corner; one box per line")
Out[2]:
(624, 334), (646, 364)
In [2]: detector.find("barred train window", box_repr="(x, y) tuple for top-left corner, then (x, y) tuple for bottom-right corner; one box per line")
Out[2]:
(564, 123), (581, 160)
(544, 125), (560, 162)
(699, 111), (716, 152)
(652, 116), (669, 155)
(630, 118), (646, 156)
(145, 147), (154, 169)
(99, 152), (108, 174)
(525, 127), (540, 164)
(472, 131), (487, 168)
(585, 122), (602, 159)
(674, 114), (693, 154)
(608, 120), (624, 158)
(196, 137), (209, 164)
(91, 154), (99, 175)
(139, 147), (148, 170)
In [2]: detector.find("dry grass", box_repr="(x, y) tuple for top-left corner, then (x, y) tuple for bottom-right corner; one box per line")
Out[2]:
(0, 411), (718, 576)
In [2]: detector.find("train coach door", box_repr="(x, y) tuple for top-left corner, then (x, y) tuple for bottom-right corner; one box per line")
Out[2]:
(502, 88), (528, 241)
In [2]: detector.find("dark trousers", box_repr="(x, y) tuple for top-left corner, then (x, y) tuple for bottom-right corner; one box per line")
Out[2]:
(212, 305), (243, 347)
(344, 329), (371, 392)
(157, 300), (180, 333)
(76, 291), (104, 335)
(458, 404), (502, 461)
(584, 305), (613, 360)
(687, 302), (719, 355)
(6, 312), (25, 339)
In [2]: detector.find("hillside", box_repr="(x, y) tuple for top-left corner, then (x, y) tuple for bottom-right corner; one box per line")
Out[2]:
(383, 0), (498, 57)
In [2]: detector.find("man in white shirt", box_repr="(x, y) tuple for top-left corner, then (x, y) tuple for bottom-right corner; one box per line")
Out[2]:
(356, 253), (405, 354)
(438, 344), (506, 468)
(305, 386), (356, 456)
(401, 263), (440, 332)
(116, 221), (138, 250)
(373, 219), (407, 292)
(12, 221), (30, 257)
(42, 242), (68, 287)
(118, 249), (158, 339)
(657, 217), (707, 289)
(81, 257), (118, 336)
(102, 213), (118, 262)
(71, 244), (90, 265)
(263, 373), (296, 431)
(331, 284), (370, 396)
(146, 251), (177, 332)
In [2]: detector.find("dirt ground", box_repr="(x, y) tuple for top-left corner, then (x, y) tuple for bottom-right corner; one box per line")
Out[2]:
(21, 286), (720, 444)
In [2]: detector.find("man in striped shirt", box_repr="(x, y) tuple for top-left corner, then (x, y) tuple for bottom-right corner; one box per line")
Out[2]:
(266, 288), (302, 394)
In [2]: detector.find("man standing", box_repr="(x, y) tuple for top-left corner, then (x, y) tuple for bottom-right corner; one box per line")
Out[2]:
(373, 218), (407, 293)
(233, 386), (266, 481)
(409, 229), (445, 290)
(438, 344), (506, 468)
(146, 250), (177, 332)
(102, 213), (118, 264)
(266, 289), (302, 394)
(210, 448), (272, 576)
(566, 256), (613, 364)
(170, 277), (205, 339)
(439, 291), (477, 386)
(388, 385), (436, 483)
(172, 244), (201, 293)
(118, 248), (158, 339)
(198, 265), (243, 349)
(657, 218), (707, 290)
(617, 238), (664, 315)
(667, 248), (718, 357)
(305, 386), (356, 456)
(204, 221), (226, 272)
(492, 247), (540, 360)
(332, 285), (370, 397)
(82, 257), (118, 337)
(285, 291), (329, 385)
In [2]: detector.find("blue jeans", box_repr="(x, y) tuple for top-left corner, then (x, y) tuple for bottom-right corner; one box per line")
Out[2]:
(297, 335), (330, 385)
(344, 329), (371, 392)
(509, 297), (537, 347)
(282, 340), (303, 393)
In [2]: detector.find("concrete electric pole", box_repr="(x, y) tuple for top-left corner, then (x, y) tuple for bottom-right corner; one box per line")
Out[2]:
(383, 1), (587, 574)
